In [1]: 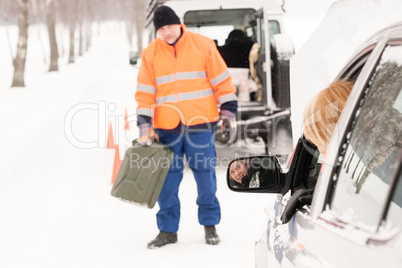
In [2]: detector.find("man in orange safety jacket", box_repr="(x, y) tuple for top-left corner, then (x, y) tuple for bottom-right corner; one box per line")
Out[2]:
(135, 5), (238, 249)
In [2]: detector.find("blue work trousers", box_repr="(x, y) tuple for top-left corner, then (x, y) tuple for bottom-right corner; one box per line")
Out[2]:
(155, 129), (221, 233)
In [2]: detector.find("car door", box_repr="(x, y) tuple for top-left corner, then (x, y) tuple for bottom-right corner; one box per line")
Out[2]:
(268, 35), (402, 267)
(315, 42), (402, 267)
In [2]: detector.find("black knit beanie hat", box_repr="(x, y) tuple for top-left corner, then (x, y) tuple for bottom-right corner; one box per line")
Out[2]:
(153, 6), (181, 31)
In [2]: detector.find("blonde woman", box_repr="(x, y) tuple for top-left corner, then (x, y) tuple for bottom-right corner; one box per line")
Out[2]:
(303, 80), (354, 154)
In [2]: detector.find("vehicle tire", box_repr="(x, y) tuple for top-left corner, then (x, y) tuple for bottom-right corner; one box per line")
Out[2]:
(215, 118), (237, 146)
(271, 34), (295, 109)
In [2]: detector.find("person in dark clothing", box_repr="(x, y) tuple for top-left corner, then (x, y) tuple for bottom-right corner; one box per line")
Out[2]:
(220, 29), (254, 68)
(136, 6), (238, 249)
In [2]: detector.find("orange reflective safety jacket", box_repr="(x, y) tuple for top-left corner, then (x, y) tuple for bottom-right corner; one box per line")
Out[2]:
(135, 24), (237, 130)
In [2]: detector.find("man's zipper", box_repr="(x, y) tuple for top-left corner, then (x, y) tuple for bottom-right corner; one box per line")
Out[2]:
(173, 45), (181, 119)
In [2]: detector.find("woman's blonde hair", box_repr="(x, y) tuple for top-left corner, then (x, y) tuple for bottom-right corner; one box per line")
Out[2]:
(303, 80), (354, 154)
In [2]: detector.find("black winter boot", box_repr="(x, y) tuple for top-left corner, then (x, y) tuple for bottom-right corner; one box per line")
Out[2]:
(147, 231), (177, 249)
(204, 226), (220, 245)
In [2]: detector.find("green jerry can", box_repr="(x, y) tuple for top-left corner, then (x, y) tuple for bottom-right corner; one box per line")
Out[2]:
(111, 140), (173, 208)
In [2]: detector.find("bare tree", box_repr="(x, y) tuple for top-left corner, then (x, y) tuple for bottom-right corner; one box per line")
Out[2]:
(122, 0), (146, 54)
(1, 0), (15, 63)
(68, 0), (78, 64)
(134, 0), (146, 56)
(45, 0), (59, 71)
(11, 0), (29, 87)
(31, 0), (47, 64)
(85, 0), (93, 52)
(123, 0), (134, 50)
(56, 0), (69, 58)
(77, 0), (84, 56)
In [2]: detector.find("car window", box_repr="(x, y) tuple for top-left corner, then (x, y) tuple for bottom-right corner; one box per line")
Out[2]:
(184, 9), (256, 46)
(340, 46), (374, 83)
(268, 20), (280, 43)
(329, 45), (402, 230)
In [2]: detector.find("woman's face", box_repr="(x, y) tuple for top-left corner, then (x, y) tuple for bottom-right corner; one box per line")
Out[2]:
(229, 160), (248, 183)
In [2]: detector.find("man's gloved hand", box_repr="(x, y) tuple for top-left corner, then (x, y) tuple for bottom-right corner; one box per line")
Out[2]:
(221, 110), (237, 142)
(138, 123), (159, 146)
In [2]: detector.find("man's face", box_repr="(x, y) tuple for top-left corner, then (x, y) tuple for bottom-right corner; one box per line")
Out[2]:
(157, 24), (181, 44)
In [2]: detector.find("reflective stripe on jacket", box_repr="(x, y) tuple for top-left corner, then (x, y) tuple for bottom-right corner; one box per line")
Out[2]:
(135, 24), (237, 130)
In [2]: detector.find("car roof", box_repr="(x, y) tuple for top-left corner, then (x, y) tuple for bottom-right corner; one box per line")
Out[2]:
(163, 0), (284, 20)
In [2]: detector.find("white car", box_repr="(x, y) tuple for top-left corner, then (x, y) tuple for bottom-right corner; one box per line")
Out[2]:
(227, 21), (402, 267)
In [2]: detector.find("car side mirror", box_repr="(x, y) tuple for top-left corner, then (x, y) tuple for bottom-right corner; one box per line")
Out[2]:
(227, 156), (286, 193)
(129, 51), (138, 65)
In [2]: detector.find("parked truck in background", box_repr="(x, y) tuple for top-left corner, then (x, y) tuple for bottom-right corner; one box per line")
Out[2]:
(132, 0), (295, 160)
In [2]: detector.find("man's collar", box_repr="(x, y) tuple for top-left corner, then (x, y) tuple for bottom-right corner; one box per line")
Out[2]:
(169, 26), (184, 47)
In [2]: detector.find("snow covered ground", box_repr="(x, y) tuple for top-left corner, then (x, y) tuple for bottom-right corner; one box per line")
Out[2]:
(0, 22), (273, 268)
(0, 1), (336, 267)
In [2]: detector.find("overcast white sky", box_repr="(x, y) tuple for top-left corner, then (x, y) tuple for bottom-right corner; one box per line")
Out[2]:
(285, 0), (337, 16)
(284, 0), (337, 50)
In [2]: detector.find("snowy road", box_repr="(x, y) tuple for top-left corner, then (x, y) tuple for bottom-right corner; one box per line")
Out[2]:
(0, 25), (274, 268)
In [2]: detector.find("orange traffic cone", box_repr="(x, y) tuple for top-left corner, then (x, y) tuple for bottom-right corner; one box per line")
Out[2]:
(111, 144), (122, 185)
(106, 122), (115, 148)
(124, 109), (130, 130)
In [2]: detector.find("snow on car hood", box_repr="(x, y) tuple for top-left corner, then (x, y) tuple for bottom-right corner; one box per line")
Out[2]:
(289, 0), (402, 146)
